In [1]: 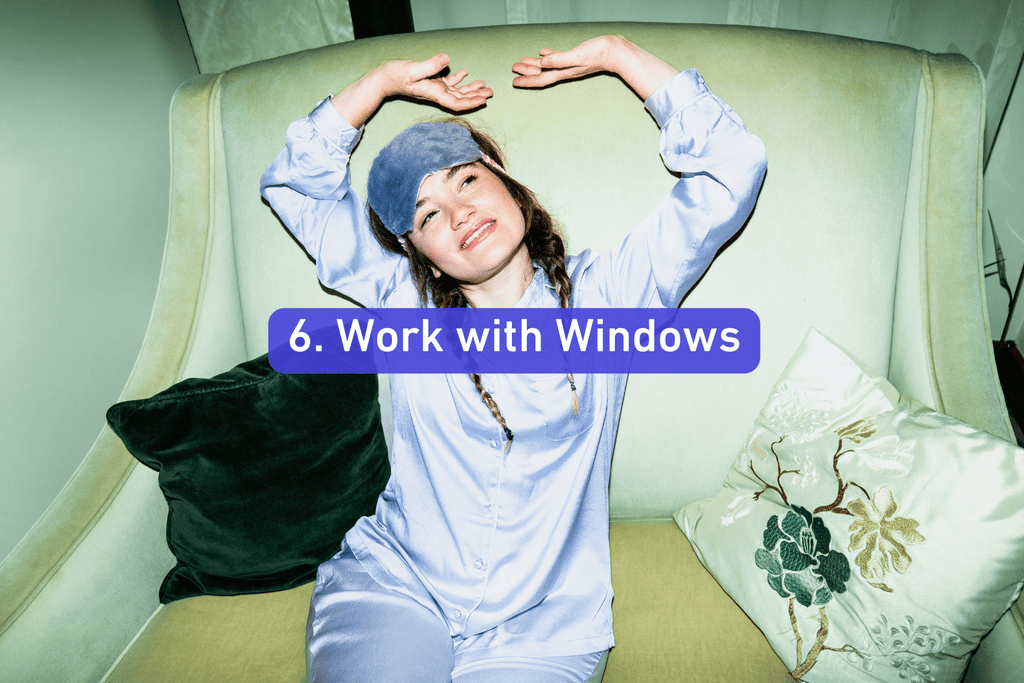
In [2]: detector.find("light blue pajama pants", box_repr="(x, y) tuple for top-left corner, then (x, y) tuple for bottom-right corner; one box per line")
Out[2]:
(306, 548), (604, 683)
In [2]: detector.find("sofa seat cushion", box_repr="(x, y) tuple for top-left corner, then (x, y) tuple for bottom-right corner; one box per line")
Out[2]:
(606, 520), (795, 682)
(105, 584), (312, 683)
(105, 521), (791, 682)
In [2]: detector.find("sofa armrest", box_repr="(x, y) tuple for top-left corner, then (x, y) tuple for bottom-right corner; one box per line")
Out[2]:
(0, 73), (240, 682)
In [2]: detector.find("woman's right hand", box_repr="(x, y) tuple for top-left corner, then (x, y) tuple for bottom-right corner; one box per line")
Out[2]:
(333, 54), (492, 129)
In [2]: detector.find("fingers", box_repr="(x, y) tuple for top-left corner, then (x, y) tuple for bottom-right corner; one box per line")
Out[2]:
(410, 75), (492, 112)
(512, 44), (600, 89)
(512, 47), (592, 88)
(452, 84), (493, 102)
(512, 66), (587, 89)
(511, 58), (543, 76)
(514, 47), (576, 68)
(392, 55), (492, 111)
(458, 80), (490, 95)
(538, 50), (574, 69)
(406, 53), (450, 81)
(442, 68), (469, 86)
(445, 75), (491, 99)
(429, 63), (492, 98)
(514, 35), (621, 83)
(445, 96), (490, 111)
(438, 88), (493, 111)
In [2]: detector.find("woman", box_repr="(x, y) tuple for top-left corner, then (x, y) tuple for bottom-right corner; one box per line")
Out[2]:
(261, 34), (766, 683)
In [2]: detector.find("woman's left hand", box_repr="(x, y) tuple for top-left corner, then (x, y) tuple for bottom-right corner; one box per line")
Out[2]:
(511, 35), (622, 88)
(512, 34), (679, 101)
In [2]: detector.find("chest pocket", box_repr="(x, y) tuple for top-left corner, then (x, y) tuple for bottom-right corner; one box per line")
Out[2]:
(541, 373), (596, 441)
(449, 373), (597, 443)
(447, 373), (505, 441)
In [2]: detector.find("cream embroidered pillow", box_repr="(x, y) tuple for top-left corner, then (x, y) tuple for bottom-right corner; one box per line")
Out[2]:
(675, 329), (1024, 682)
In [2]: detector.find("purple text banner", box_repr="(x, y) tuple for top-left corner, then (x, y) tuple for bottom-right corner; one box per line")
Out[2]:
(269, 308), (759, 374)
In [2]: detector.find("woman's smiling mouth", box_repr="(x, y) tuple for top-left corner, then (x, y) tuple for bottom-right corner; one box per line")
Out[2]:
(461, 220), (496, 250)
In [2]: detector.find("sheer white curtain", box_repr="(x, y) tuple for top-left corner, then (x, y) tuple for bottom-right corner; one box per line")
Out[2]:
(178, 0), (354, 73)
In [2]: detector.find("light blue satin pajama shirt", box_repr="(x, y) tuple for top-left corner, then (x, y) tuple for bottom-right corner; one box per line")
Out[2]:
(260, 68), (767, 676)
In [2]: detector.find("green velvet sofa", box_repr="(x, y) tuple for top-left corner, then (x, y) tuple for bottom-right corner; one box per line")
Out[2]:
(1, 22), (1021, 683)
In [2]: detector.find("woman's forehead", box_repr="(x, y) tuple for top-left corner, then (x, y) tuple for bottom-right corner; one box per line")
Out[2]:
(416, 161), (485, 204)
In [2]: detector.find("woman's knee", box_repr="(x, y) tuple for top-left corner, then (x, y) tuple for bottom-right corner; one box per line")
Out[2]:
(307, 552), (454, 683)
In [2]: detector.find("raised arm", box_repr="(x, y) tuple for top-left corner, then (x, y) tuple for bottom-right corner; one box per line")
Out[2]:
(514, 36), (767, 308)
(512, 34), (678, 101)
(260, 57), (493, 305)
(333, 54), (493, 128)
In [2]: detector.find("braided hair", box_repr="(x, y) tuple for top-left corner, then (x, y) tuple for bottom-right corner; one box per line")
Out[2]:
(367, 118), (574, 446)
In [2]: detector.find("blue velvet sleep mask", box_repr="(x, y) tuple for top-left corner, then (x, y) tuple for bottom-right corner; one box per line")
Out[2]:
(367, 121), (500, 236)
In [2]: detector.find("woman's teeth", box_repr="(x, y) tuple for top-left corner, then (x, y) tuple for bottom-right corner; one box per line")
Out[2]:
(461, 221), (494, 249)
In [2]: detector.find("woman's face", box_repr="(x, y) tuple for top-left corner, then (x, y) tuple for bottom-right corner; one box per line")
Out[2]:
(406, 161), (529, 285)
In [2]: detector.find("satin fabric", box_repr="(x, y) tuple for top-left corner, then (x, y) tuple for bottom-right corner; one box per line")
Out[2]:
(307, 545), (604, 682)
(677, 330), (1024, 682)
(261, 68), (767, 661)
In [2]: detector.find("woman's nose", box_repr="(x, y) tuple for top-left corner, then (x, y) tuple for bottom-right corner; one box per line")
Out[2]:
(452, 201), (475, 228)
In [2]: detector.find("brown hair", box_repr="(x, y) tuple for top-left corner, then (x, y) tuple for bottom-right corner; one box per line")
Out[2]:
(367, 118), (574, 444)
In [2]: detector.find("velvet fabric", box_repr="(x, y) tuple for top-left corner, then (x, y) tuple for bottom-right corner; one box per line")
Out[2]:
(106, 355), (389, 603)
(366, 121), (485, 235)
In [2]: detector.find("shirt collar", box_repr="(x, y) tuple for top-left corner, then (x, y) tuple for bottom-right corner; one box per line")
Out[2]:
(514, 264), (559, 308)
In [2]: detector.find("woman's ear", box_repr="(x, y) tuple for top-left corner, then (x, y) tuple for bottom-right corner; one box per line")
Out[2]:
(430, 264), (442, 278)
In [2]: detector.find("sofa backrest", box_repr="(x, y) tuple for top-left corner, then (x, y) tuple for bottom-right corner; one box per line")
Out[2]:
(169, 23), (1000, 519)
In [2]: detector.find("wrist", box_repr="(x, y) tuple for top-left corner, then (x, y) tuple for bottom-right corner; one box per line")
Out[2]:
(332, 68), (388, 128)
(363, 65), (396, 99)
(609, 38), (679, 101)
(602, 34), (635, 75)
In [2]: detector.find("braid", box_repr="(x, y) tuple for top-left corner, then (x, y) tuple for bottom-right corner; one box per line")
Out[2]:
(366, 119), (576, 446)
(528, 227), (573, 310)
(471, 373), (514, 444)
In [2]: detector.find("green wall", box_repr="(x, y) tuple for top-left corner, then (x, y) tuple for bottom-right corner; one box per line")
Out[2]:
(0, 0), (198, 561)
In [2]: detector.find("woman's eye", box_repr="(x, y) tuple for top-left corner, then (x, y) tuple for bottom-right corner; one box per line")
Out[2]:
(461, 174), (477, 189)
(420, 211), (437, 228)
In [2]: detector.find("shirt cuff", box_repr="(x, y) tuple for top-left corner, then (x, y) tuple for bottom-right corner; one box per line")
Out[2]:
(308, 95), (364, 153)
(644, 68), (709, 128)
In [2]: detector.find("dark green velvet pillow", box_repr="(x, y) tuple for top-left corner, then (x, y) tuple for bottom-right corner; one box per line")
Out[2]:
(106, 355), (389, 604)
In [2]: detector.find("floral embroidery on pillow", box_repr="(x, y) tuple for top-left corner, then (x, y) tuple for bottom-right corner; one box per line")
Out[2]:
(755, 506), (851, 607)
(721, 491), (757, 526)
(848, 487), (926, 591)
(762, 382), (831, 443)
(746, 417), (942, 680)
(847, 615), (961, 683)
(850, 436), (915, 476)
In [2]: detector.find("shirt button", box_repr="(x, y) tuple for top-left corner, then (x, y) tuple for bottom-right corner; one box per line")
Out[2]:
(474, 559), (485, 570)
(489, 440), (498, 449)
(453, 609), (462, 619)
